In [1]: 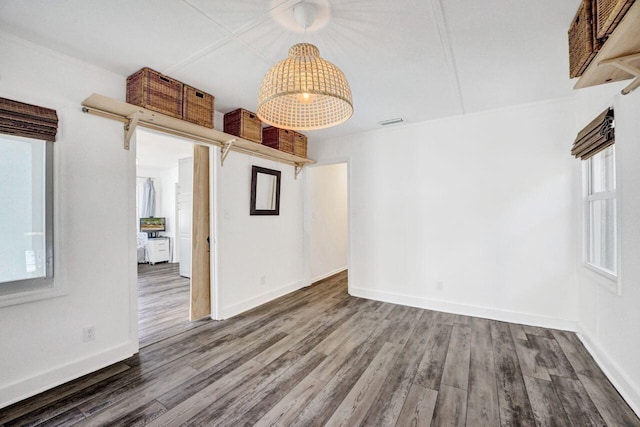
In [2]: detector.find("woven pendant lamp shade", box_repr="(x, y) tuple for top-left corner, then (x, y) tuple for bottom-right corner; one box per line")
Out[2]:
(257, 43), (353, 131)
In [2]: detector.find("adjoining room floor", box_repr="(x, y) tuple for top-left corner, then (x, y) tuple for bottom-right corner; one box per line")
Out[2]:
(137, 263), (208, 348)
(1, 271), (638, 426)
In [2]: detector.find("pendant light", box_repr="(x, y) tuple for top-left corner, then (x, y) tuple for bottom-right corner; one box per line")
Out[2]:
(257, 2), (353, 131)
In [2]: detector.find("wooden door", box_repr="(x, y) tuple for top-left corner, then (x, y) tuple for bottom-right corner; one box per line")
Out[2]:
(190, 145), (211, 320)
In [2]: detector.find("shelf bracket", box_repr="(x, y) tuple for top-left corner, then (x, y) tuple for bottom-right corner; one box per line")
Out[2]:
(220, 138), (236, 166)
(295, 163), (304, 180)
(600, 53), (640, 95)
(123, 112), (141, 150)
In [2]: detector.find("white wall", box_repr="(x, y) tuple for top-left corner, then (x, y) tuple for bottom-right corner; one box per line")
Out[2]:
(307, 163), (348, 282)
(0, 31), (308, 406)
(573, 81), (640, 415)
(310, 98), (579, 329)
(0, 33), (137, 407)
(137, 165), (179, 262)
(215, 153), (304, 318)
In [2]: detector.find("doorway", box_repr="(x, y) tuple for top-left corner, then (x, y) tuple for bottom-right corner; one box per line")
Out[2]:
(135, 129), (213, 347)
(306, 162), (349, 284)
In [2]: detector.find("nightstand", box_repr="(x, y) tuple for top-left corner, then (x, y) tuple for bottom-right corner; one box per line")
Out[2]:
(146, 237), (170, 264)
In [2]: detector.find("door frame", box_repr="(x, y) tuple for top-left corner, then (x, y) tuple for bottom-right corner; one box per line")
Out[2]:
(210, 147), (220, 320)
(174, 182), (180, 264)
(131, 132), (219, 353)
(302, 156), (352, 293)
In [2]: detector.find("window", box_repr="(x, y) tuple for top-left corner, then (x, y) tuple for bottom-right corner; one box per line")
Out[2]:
(584, 145), (616, 277)
(0, 134), (54, 298)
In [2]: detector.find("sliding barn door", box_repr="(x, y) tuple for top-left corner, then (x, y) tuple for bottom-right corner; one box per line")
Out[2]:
(190, 145), (211, 320)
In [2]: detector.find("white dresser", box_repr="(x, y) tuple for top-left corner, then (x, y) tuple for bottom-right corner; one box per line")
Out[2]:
(146, 238), (170, 264)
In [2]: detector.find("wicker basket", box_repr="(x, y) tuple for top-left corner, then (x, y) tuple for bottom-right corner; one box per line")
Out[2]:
(568, 0), (601, 78)
(126, 67), (183, 118)
(183, 85), (214, 128)
(224, 109), (262, 143)
(595, 0), (635, 38)
(262, 126), (294, 154)
(293, 132), (307, 158)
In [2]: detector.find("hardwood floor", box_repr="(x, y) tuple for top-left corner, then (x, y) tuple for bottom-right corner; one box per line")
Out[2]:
(137, 263), (206, 348)
(1, 270), (638, 426)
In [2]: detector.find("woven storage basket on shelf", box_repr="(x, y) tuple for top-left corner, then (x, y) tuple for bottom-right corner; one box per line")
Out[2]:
(568, 0), (601, 78)
(293, 132), (307, 158)
(183, 85), (214, 128)
(126, 67), (183, 118)
(224, 109), (262, 143)
(262, 126), (294, 154)
(595, 0), (635, 38)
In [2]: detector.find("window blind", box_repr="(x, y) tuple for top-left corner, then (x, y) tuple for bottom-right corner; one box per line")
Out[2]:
(571, 108), (614, 160)
(0, 97), (58, 142)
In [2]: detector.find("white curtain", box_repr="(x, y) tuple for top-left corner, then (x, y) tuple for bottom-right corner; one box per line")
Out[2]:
(136, 177), (159, 231)
(141, 178), (156, 218)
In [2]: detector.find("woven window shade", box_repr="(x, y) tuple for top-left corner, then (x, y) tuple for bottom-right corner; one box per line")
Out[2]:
(0, 97), (58, 141)
(572, 108), (615, 160)
(257, 43), (353, 131)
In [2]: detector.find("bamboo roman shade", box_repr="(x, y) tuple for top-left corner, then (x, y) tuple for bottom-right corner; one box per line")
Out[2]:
(0, 97), (58, 141)
(571, 108), (614, 160)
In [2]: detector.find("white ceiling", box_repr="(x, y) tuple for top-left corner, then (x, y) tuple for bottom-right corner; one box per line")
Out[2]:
(0, 0), (580, 141)
(136, 129), (193, 169)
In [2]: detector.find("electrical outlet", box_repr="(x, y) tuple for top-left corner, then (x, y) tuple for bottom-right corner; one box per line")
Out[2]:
(83, 326), (96, 342)
(436, 281), (444, 291)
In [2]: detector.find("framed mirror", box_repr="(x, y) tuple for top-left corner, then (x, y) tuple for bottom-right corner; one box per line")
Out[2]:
(250, 165), (281, 215)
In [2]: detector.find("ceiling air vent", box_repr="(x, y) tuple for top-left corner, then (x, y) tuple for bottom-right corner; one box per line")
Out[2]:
(378, 117), (404, 126)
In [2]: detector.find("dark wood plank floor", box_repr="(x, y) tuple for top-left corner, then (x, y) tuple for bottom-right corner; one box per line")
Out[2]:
(1, 270), (638, 426)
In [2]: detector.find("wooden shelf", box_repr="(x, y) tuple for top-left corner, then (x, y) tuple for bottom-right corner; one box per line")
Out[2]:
(81, 93), (315, 173)
(575, 1), (640, 93)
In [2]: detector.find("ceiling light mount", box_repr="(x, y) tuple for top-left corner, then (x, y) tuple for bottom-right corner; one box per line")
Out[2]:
(293, 2), (317, 30)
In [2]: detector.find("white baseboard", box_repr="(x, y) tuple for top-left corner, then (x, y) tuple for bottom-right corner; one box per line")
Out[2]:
(0, 340), (137, 409)
(311, 266), (348, 285)
(219, 280), (305, 319)
(349, 287), (577, 331)
(576, 324), (640, 418)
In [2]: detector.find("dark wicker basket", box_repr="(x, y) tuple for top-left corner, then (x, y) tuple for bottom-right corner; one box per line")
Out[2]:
(126, 67), (183, 118)
(224, 109), (262, 143)
(595, 0), (635, 38)
(262, 126), (294, 154)
(293, 132), (307, 158)
(183, 85), (214, 128)
(568, 0), (601, 78)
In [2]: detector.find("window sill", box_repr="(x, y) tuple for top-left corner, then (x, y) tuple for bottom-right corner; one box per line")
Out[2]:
(583, 262), (620, 295)
(0, 285), (66, 308)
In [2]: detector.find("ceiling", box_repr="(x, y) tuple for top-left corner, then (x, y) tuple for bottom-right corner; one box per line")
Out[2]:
(137, 129), (193, 169)
(0, 0), (580, 141)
